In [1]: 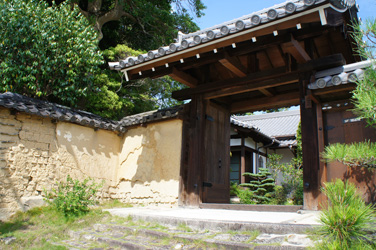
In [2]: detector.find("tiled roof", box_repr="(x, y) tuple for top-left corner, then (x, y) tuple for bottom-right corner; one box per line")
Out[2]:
(230, 117), (280, 145)
(109, 0), (355, 71)
(0, 92), (122, 132)
(234, 109), (300, 146)
(119, 106), (183, 127)
(0, 92), (182, 132)
(308, 60), (373, 89)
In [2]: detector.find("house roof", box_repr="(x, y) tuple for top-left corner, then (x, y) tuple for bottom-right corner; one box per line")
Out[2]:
(109, 0), (357, 74)
(230, 117), (280, 146)
(234, 109), (300, 146)
(0, 92), (182, 132)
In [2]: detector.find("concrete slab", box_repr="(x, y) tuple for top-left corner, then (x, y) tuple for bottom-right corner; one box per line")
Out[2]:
(106, 207), (321, 234)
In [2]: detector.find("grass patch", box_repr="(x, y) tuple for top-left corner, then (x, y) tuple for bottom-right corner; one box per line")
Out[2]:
(99, 199), (133, 209)
(176, 223), (193, 232)
(0, 206), (110, 249)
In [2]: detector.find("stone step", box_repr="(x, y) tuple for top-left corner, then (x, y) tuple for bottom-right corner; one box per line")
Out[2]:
(55, 222), (311, 249)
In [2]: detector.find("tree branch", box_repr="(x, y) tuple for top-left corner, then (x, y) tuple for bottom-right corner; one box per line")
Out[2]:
(95, 0), (136, 40)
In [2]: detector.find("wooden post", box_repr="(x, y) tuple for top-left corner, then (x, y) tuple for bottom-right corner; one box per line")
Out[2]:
(178, 95), (206, 207)
(299, 75), (321, 210)
(316, 103), (328, 209)
(241, 136), (246, 183)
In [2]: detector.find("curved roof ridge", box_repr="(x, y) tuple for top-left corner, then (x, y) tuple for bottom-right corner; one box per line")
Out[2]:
(181, 0), (303, 39)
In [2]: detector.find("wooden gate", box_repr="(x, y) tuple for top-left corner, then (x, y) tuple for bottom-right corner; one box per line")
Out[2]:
(323, 107), (376, 203)
(201, 101), (230, 203)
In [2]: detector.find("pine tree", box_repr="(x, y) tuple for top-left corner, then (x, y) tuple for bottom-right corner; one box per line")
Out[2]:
(240, 168), (275, 204)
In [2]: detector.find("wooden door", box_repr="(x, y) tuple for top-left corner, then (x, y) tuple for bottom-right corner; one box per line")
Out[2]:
(323, 108), (376, 203)
(202, 101), (231, 203)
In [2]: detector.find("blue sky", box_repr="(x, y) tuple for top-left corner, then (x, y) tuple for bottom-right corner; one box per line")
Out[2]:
(196, 0), (375, 29)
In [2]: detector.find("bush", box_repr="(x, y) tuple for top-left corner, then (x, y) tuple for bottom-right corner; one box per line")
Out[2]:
(45, 176), (102, 218)
(271, 185), (288, 205)
(240, 168), (275, 204)
(230, 181), (241, 196)
(237, 188), (255, 204)
(317, 179), (376, 249)
(292, 180), (303, 205)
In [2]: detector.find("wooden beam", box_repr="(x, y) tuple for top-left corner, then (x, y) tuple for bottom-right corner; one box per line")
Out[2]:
(259, 88), (274, 97)
(204, 74), (297, 99)
(263, 50), (274, 68)
(312, 83), (356, 96)
(173, 54), (346, 101)
(290, 35), (312, 61)
(231, 91), (300, 113)
(169, 67), (198, 88)
(219, 52), (247, 77)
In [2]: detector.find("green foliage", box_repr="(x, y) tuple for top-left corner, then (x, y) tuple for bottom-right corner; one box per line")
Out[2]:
(230, 181), (241, 197)
(240, 168), (275, 204)
(45, 176), (102, 218)
(292, 180), (304, 205)
(267, 153), (303, 198)
(351, 18), (376, 127)
(295, 122), (302, 159)
(0, 0), (103, 107)
(317, 179), (376, 249)
(322, 141), (376, 169)
(321, 19), (376, 172)
(237, 188), (255, 205)
(270, 185), (288, 205)
(83, 44), (185, 119)
(62, 0), (205, 50)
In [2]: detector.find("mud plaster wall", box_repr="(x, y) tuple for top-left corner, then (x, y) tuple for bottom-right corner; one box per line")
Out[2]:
(0, 107), (183, 219)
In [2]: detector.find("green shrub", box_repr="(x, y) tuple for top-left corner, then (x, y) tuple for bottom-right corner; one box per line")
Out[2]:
(240, 168), (275, 204)
(230, 181), (241, 196)
(317, 179), (376, 249)
(292, 180), (303, 205)
(237, 188), (255, 204)
(271, 185), (288, 205)
(45, 176), (102, 218)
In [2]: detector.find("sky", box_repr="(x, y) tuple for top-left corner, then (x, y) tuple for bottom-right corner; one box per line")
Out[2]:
(195, 0), (376, 30)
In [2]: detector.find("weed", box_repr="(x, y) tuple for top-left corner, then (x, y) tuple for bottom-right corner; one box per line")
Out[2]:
(45, 176), (102, 218)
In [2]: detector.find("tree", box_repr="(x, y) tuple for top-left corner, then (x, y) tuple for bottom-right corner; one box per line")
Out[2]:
(322, 19), (376, 170)
(84, 44), (185, 119)
(47, 0), (205, 50)
(240, 168), (275, 204)
(0, 0), (103, 108)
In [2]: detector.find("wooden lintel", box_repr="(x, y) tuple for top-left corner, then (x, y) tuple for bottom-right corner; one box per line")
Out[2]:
(312, 83), (356, 96)
(219, 52), (247, 77)
(231, 91), (300, 113)
(169, 67), (198, 88)
(204, 75), (297, 100)
(290, 35), (312, 62)
(259, 88), (274, 97)
(173, 54), (345, 101)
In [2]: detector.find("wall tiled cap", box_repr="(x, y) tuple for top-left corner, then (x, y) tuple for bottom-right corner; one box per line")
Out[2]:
(0, 92), (119, 132)
(119, 105), (184, 127)
(0, 92), (184, 132)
